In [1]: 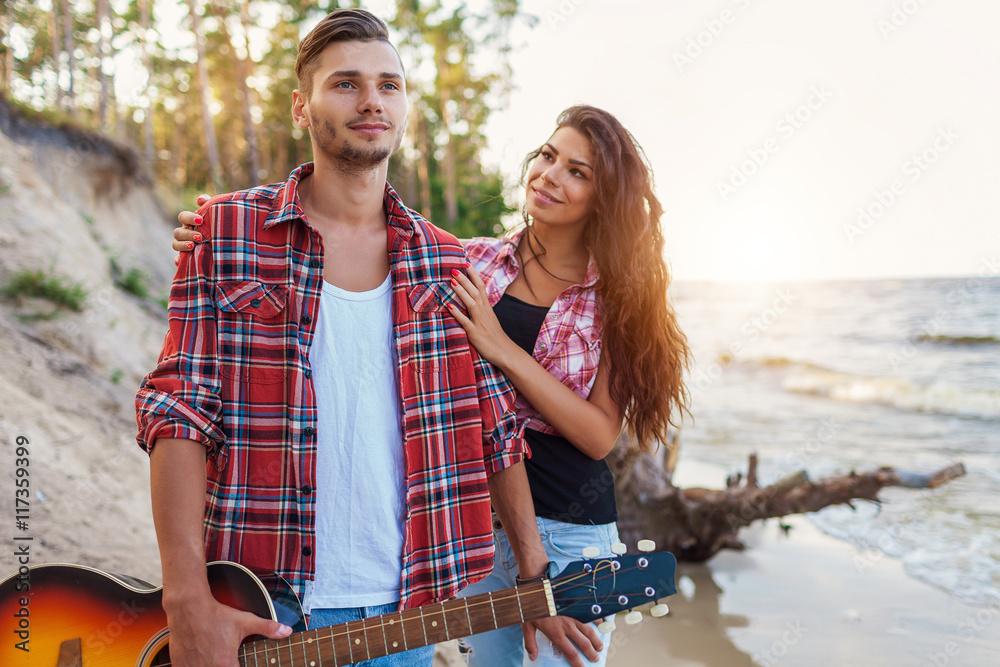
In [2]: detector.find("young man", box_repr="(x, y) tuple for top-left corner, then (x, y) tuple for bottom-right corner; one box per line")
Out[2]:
(135, 9), (601, 667)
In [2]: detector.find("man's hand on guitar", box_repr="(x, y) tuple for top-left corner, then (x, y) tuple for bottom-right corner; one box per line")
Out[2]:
(523, 615), (602, 666)
(163, 589), (291, 667)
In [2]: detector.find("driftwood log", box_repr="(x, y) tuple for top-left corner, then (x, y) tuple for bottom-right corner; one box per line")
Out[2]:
(608, 436), (966, 562)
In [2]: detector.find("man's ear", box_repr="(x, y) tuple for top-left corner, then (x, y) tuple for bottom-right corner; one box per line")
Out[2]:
(291, 90), (310, 129)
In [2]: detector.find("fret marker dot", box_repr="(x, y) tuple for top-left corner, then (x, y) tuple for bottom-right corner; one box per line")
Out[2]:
(270, 660), (276, 664)
(355, 638), (361, 644)
(307, 638), (313, 643)
(389, 619), (395, 624)
(432, 621), (438, 627)
(393, 641), (399, 647)
(310, 663), (316, 667)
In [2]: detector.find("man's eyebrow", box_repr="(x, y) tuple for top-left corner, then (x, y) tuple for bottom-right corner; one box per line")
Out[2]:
(544, 143), (593, 170)
(328, 70), (403, 81)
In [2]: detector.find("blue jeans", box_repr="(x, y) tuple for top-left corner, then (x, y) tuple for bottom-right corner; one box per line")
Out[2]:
(310, 604), (435, 667)
(459, 517), (620, 667)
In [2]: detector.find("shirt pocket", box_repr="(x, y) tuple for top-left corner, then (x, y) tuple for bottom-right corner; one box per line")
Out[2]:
(406, 282), (470, 371)
(215, 280), (289, 384)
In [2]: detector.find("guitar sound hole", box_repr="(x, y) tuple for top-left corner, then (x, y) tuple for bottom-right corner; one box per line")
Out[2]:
(151, 645), (171, 666)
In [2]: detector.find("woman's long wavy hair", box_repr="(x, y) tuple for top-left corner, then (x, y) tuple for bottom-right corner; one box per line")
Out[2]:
(521, 105), (691, 451)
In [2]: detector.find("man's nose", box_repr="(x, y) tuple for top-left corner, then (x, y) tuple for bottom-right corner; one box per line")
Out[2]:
(358, 84), (383, 114)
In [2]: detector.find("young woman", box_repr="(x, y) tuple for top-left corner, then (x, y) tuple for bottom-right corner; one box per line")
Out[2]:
(171, 105), (689, 667)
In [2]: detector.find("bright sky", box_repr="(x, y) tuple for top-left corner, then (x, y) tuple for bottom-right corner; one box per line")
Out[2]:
(480, 0), (1000, 281)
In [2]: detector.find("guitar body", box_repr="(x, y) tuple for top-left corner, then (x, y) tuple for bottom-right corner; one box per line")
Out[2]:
(0, 561), (301, 667)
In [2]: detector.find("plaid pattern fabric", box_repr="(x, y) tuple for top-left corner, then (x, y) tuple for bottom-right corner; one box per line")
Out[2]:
(136, 163), (526, 609)
(465, 232), (604, 437)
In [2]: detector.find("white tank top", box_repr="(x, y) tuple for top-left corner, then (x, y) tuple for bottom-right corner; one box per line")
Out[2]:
(306, 273), (405, 610)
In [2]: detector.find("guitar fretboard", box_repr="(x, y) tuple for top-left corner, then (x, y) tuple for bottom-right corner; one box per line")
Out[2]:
(237, 580), (552, 666)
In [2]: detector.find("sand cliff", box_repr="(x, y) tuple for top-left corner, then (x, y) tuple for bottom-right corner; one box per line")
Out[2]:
(0, 102), (175, 584)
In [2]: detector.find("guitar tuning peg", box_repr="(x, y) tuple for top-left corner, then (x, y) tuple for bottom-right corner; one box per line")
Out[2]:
(597, 619), (616, 633)
(625, 610), (643, 625)
(637, 539), (656, 553)
(611, 542), (627, 555)
(650, 603), (670, 617)
(582, 546), (601, 559)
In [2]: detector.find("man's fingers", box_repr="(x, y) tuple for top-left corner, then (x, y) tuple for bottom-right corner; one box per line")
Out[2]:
(241, 613), (292, 640)
(521, 623), (539, 661)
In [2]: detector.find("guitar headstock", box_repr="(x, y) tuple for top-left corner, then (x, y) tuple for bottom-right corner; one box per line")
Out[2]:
(549, 545), (677, 623)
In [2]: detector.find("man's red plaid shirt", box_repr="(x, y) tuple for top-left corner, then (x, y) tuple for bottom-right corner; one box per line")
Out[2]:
(136, 163), (527, 609)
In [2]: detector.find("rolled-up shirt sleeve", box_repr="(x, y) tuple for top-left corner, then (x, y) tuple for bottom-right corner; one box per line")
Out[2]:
(135, 231), (228, 463)
(472, 351), (529, 477)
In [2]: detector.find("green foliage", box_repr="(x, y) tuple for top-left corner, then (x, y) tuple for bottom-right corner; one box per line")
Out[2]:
(2, 269), (88, 312)
(110, 256), (150, 299)
(110, 368), (124, 384)
(6, 0), (526, 236)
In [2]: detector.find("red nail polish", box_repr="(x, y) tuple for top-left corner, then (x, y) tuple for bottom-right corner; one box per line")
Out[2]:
(194, 233), (202, 242)
(451, 269), (460, 277)
(186, 242), (194, 249)
(194, 216), (203, 224)
(174, 256), (179, 266)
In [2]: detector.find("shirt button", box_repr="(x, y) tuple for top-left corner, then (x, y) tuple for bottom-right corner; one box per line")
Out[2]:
(302, 545), (312, 557)
(304, 368), (312, 379)
(302, 315), (313, 325)
(538, 342), (548, 352)
(310, 259), (321, 269)
(303, 427), (316, 437)
(250, 298), (261, 308)
(301, 485), (313, 495)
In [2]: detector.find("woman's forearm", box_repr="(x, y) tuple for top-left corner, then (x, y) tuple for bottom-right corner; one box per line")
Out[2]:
(493, 342), (622, 460)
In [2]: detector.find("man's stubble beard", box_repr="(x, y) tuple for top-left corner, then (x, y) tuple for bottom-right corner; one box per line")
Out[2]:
(312, 116), (405, 175)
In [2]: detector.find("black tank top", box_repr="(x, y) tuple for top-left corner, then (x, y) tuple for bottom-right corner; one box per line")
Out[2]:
(493, 293), (618, 525)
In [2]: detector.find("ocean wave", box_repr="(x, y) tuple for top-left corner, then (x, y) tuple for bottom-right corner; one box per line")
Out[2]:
(915, 334), (1000, 345)
(737, 357), (1000, 420)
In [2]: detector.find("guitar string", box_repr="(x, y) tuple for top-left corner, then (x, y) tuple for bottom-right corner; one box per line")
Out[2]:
(233, 562), (641, 662)
(155, 562), (650, 665)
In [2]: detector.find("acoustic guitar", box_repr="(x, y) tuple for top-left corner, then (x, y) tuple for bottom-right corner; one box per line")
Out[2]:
(1, 548), (675, 666)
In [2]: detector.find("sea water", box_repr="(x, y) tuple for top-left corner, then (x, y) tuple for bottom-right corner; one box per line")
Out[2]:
(672, 277), (1000, 608)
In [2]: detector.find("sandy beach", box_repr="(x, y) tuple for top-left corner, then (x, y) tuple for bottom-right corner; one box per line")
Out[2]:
(604, 461), (1000, 667)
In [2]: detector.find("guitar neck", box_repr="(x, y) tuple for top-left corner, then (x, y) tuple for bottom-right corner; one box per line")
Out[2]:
(239, 580), (555, 666)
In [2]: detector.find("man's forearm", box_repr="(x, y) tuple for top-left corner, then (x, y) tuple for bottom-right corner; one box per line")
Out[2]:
(487, 461), (550, 578)
(149, 438), (213, 607)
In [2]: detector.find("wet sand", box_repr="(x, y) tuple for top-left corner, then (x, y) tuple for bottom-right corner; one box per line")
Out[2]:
(606, 462), (1000, 666)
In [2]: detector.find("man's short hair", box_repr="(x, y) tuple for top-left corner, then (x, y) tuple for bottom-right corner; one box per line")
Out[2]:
(295, 8), (395, 100)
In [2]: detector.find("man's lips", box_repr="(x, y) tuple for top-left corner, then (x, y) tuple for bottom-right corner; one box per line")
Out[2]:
(349, 123), (389, 135)
(533, 187), (562, 204)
